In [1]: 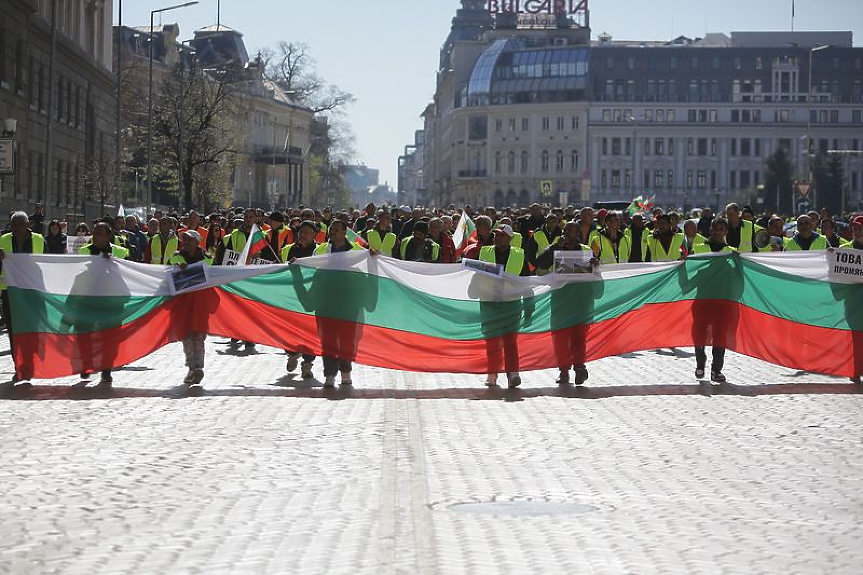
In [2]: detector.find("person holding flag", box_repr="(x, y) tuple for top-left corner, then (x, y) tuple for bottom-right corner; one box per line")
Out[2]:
(282, 221), (321, 380)
(170, 230), (208, 388)
(452, 210), (477, 258)
(247, 212), (293, 263)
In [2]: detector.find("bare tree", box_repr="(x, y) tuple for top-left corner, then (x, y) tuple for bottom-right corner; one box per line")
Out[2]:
(261, 42), (355, 114)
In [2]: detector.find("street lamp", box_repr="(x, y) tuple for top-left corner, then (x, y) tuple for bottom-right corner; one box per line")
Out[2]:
(148, 1), (199, 215)
(178, 39), (196, 211)
(806, 44), (830, 208)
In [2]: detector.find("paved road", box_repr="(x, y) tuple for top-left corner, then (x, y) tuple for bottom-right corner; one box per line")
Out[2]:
(0, 338), (861, 574)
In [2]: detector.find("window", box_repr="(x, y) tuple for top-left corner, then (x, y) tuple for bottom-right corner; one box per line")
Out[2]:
(655, 138), (664, 155)
(667, 109), (675, 122)
(687, 138), (695, 155)
(542, 117), (550, 131)
(690, 57), (698, 70)
(56, 76), (64, 121)
(611, 169), (621, 188)
(508, 118), (516, 132)
(778, 109), (790, 123)
(644, 138), (651, 156)
(670, 56), (678, 70)
(648, 58), (656, 70)
(555, 150), (564, 173)
(15, 39), (25, 94)
(668, 170), (674, 189)
(612, 138), (621, 155)
(755, 57), (763, 70)
(654, 170), (664, 189)
(740, 171), (751, 189)
(741, 139), (751, 156)
(830, 110), (840, 123)
(697, 138), (708, 156)
(668, 138), (674, 152)
(570, 150), (579, 172)
(734, 57), (742, 70)
(730, 171), (737, 189)
(507, 151), (516, 173)
(602, 109), (611, 122)
(541, 150), (550, 172)
(521, 151), (529, 173)
(754, 139), (761, 156)
(602, 138), (608, 156)
(468, 116), (488, 140)
(731, 110), (740, 122)
(688, 109), (697, 122)
(713, 57), (720, 70)
(556, 116), (565, 130)
(854, 110), (862, 123)
(494, 151), (502, 174)
(521, 118), (529, 131)
(644, 109), (654, 122)
(37, 65), (45, 110)
(495, 119), (503, 132)
(709, 110), (718, 123)
(606, 56), (614, 70)
(627, 57), (635, 70)
(601, 170), (608, 190)
(656, 109), (665, 122)
(697, 170), (707, 189)
(686, 170), (693, 188)
(571, 116), (579, 130)
(731, 139), (738, 156)
(643, 170), (650, 190)
(624, 138), (632, 156)
(711, 170), (717, 190)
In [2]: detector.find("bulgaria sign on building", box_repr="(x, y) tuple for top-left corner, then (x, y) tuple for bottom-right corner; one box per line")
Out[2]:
(487, 0), (588, 15)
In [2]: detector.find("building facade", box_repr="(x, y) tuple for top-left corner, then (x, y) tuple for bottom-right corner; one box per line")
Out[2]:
(420, 1), (863, 213)
(397, 129), (425, 206)
(1, 0), (116, 221)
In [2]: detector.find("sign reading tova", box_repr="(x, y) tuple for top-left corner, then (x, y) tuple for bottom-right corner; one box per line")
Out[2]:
(828, 248), (863, 283)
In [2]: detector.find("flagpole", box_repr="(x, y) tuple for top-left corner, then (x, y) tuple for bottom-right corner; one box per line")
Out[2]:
(791, 0), (795, 32)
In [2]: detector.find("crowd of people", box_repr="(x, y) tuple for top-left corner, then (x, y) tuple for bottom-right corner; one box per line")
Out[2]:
(1, 200), (861, 392)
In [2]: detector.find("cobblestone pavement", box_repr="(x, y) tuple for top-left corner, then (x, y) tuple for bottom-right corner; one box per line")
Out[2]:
(0, 337), (861, 575)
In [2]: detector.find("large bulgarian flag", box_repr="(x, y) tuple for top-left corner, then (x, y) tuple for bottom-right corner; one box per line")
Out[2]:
(3, 250), (862, 380)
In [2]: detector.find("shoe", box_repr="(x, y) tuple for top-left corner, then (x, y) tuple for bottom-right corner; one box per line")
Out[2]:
(301, 361), (313, 379)
(244, 342), (256, 351)
(695, 367), (706, 379)
(183, 370), (194, 384)
(190, 369), (204, 386)
(286, 354), (299, 373)
(485, 373), (499, 387)
(710, 371), (727, 383)
(228, 338), (239, 347)
(340, 371), (353, 386)
(507, 372), (522, 389)
(80, 372), (91, 380)
(852, 376), (862, 385)
(574, 367), (589, 386)
(323, 376), (336, 389)
(556, 370), (570, 385)
(97, 374), (113, 388)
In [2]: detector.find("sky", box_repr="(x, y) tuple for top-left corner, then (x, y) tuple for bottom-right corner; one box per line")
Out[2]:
(114, 0), (863, 187)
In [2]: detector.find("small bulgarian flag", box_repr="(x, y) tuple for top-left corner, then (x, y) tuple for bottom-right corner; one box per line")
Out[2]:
(346, 227), (368, 248)
(238, 224), (269, 265)
(452, 211), (477, 256)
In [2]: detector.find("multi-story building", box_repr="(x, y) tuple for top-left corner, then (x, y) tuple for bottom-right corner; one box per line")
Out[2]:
(397, 130), (425, 206)
(420, 1), (863, 213)
(342, 163), (380, 205)
(114, 23), (313, 210)
(1, 0), (116, 221)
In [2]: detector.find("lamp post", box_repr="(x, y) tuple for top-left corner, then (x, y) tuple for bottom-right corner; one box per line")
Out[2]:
(148, 1), (198, 215)
(806, 44), (830, 209)
(178, 39), (196, 211)
(628, 114), (641, 199)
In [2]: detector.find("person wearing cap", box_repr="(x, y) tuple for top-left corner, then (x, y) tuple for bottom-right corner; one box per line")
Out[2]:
(479, 224), (527, 388)
(725, 203), (761, 253)
(784, 215), (828, 251)
(497, 217), (523, 249)
(839, 216), (863, 250)
(170, 230), (208, 387)
(590, 211), (632, 265)
(400, 220), (440, 262)
(528, 213), (562, 276)
(367, 212), (398, 258)
(281, 220), (320, 379)
(645, 214), (685, 262)
(595, 208), (609, 229)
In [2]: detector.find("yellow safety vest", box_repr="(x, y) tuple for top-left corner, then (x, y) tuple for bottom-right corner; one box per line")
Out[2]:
(510, 232), (523, 249)
(169, 251), (207, 266)
(400, 237), (441, 261)
(645, 233), (685, 262)
(479, 245), (525, 276)
(692, 242), (736, 255)
(367, 229), (397, 257)
(150, 234), (179, 265)
(78, 243), (130, 259)
(224, 229), (248, 253)
(624, 228), (649, 261)
(0, 232), (45, 290)
(314, 242), (364, 255)
(533, 228), (558, 257)
(591, 231), (632, 265)
(784, 234), (829, 251)
(728, 220), (761, 253)
(839, 240), (862, 250)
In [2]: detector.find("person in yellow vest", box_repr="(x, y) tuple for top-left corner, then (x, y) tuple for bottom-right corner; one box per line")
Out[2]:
(312, 220), (365, 388)
(645, 214), (686, 262)
(282, 221), (320, 380)
(682, 219), (707, 256)
(590, 211), (632, 265)
(528, 213), (562, 276)
(366, 212), (398, 257)
(250, 211), (293, 263)
(690, 217), (737, 384)
(77, 222), (130, 389)
(479, 224), (527, 389)
(497, 217), (523, 249)
(169, 230), (208, 387)
(784, 214), (829, 251)
(215, 209), (257, 350)
(0, 212), (45, 388)
(724, 203), (762, 252)
(399, 221), (440, 262)
(839, 215), (863, 250)
(148, 218), (179, 265)
(534, 221), (598, 386)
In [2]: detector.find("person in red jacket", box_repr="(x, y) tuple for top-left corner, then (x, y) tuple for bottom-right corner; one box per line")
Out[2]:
(428, 217), (456, 263)
(462, 215), (493, 261)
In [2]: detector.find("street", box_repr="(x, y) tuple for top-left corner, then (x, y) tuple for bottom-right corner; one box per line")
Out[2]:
(0, 338), (861, 574)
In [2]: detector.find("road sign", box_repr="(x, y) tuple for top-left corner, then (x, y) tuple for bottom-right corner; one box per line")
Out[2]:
(0, 139), (13, 175)
(540, 180), (553, 197)
(795, 180), (812, 198)
(796, 199), (811, 214)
